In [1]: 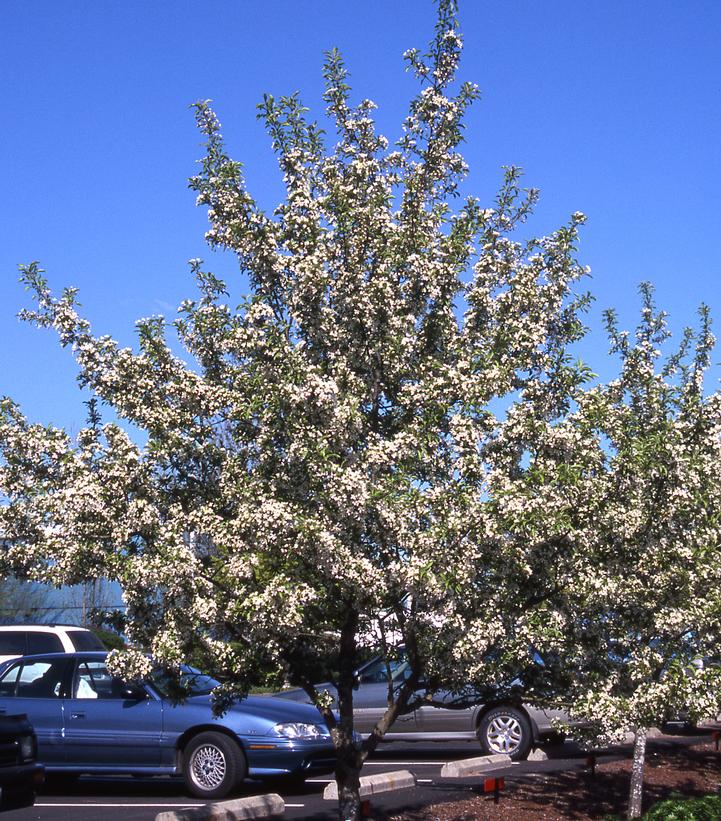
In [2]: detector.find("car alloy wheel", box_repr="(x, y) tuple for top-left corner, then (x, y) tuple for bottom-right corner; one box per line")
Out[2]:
(183, 731), (246, 799)
(191, 742), (226, 789)
(478, 706), (532, 760)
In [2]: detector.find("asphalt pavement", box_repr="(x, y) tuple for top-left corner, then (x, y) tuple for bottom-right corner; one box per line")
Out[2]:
(4, 730), (717, 821)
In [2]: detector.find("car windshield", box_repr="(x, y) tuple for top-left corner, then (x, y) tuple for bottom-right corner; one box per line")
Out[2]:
(148, 666), (220, 697)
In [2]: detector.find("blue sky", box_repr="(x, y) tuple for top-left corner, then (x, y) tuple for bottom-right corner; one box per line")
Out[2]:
(2, 0), (721, 434)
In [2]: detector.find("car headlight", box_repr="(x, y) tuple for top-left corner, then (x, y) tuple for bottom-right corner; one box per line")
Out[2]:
(18, 734), (36, 761)
(271, 722), (329, 740)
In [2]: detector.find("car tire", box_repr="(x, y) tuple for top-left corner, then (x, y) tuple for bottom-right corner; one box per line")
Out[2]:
(478, 706), (532, 761)
(0, 788), (36, 810)
(182, 731), (247, 799)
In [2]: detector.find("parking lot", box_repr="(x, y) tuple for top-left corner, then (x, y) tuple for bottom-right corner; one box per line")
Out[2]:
(3, 736), (669, 821)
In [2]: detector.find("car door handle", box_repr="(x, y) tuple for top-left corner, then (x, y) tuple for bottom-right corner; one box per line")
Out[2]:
(0, 708), (6, 715)
(71, 712), (86, 719)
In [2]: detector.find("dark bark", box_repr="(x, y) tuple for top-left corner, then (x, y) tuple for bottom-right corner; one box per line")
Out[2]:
(336, 754), (363, 821)
(334, 605), (363, 821)
(330, 613), (424, 820)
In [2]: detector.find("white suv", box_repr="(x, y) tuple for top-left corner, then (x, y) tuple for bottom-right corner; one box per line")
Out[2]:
(0, 625), (105, 665)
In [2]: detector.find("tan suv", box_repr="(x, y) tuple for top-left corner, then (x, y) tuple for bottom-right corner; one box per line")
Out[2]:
(0, 625), (105, 665)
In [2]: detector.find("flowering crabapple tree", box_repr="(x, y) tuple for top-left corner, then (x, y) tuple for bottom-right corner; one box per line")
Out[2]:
(0, 2), (595, 816)
(519, 287), (721, 819)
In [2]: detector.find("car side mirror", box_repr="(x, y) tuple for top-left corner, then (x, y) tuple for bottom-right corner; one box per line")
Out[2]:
(120, 682), (147, 700)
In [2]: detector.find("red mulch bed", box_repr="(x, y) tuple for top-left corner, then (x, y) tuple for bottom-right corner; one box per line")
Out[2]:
(388, 739), (721, 820)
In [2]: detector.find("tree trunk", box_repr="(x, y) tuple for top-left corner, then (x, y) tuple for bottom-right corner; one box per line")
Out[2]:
(335, 753), (362, 821)
(334, 608), (363, 821)
(627, 726), (647, 819)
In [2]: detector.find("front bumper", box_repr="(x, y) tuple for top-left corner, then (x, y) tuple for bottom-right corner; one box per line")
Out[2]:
(243, 737), (336, 778)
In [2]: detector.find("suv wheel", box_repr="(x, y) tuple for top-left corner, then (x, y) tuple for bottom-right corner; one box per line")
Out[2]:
(478, 706), (532, 760)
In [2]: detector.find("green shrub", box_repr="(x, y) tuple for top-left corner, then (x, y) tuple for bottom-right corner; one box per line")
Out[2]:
(90, 626), (125, 651)
(642, 793), (721, 820)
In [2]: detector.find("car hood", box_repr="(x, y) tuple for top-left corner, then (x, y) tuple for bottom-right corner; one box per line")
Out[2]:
(178, 692), (331, 729)
(273, 684), (333, 704)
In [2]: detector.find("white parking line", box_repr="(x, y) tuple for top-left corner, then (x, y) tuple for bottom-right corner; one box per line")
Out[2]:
(38, 800), (307, 809)
(37, 804), (203, 808)
(365, 760), (448, 766)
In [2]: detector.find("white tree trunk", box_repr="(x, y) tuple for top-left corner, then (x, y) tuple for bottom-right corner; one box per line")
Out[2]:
(627, 726), (647, 819)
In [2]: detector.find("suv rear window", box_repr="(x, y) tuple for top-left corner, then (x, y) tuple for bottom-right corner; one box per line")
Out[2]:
(68, 631), (105, 651)
(26, 633), (64, 654)
(0, 632), (26, 656)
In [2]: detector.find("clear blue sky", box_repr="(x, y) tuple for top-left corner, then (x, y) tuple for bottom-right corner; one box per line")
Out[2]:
(2, 0), (720, 434)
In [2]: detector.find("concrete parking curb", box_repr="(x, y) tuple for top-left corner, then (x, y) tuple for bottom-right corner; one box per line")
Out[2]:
(155, 793), (285, 821)
(440, 753), (511, 778)
(323, 769), (416, 800)
(527, 747), (548, 761)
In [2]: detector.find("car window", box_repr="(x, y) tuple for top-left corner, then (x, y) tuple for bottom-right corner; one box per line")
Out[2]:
(357, 656), (411, 684)
(149, 666), (220, 697)
(26, 633), (64, 655)
(68, 631), (105, 652)
(0, 662), (22, 696)
(72, 660), (126, 699)
(0, 632), (26, 656)
(2, 659), (67, 698)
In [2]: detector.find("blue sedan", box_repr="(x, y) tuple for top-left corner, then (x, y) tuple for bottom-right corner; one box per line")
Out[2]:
(0, 651), (336, 799)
